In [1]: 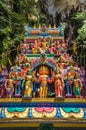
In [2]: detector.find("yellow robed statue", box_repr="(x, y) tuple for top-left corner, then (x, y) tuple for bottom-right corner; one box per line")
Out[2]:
(23, 75), (33, 98)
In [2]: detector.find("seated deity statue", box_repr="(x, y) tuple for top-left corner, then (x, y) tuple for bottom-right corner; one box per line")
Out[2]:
(40, 24), (49, 37)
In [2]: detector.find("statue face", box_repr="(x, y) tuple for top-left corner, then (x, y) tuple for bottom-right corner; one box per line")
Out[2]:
(26, 75), (32, 80)
(38, 66), (49, 75)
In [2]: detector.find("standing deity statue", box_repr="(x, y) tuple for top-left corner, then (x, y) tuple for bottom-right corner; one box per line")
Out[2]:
(54, 70), (64, 97)
(39, 74), (48, 98)
(64, 72), (72, 97)
(33, 65), (54, 98)
(5, 74), (15, 98)
(72, 73), (82, 98)
(10, 64), (22, 97)
(22, 75), (33, 98)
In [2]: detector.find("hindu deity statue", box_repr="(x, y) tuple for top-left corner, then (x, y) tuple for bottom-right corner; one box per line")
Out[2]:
(49, 44), (56, 54)
(33, 65), (54, 98)
(22, 75), (33, 98)
(72, 73), (82, 98)
(68, 65), (76, 80)
(39, 38), (47, 54)
(57, 63), (65, 79)
(54, 70), (64, 97)
(20, 42), (29, 54)
(64, 72), (72, 97)
(10, 63), (22, 97)
(61, 40), (66, 54)
(56, 41), (61, 56)
(5, 74), (15, 98)
(32, 40), (39, 54)
(40, 24), (49, 37)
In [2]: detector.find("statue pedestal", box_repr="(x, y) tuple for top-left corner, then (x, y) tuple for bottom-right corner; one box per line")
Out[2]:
(55, 96), (64, 100)
(65, 94), (72, 98)
(15, 94), (22, 98)
(22, 97), (32, 100)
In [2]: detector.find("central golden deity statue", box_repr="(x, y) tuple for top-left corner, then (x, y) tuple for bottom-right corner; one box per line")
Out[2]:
(33, 65), (54, 98)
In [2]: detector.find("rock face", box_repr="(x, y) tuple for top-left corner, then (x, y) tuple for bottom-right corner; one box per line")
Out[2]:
(39, 0), (86, 23)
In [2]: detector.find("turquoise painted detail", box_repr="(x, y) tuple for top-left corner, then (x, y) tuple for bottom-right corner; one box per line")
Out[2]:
(7, 107), (26, 112)
(84, 109), (86, 118)
(28, 107), (32, 118)
(0, 108), (5, 118)
(62, 108), (80, 113)
(55, 108), (62, 118)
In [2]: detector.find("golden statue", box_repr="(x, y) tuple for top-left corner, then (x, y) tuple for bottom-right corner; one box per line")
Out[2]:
(24, 75), (33, 97)
(33, 65), (54, 98)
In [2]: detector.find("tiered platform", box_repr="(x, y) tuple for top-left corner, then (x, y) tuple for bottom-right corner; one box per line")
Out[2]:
(0, 98), (86, 128)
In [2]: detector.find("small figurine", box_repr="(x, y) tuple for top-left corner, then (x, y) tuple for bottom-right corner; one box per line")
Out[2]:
(32, 40), (38, 54)
(68, 65), (76, 80)
(32, 47), (38, 54)
(41, 38), (47, 50)
(56, 42), (61, 56)
(5, 74), (15, 98)
(49, 44), (56, 54)
(73, 73), (82, 98)
(20, 42), (29, 54)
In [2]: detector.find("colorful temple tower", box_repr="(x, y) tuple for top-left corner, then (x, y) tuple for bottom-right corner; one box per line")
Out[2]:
(0, 23), (86, 129)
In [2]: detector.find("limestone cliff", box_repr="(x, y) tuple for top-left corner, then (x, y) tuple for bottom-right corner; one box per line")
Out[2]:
(39, 0), (86, 23)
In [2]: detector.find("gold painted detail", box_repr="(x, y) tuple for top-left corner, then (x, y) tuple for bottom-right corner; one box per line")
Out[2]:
(5, 108), (29, 118)
(0, 98), (86, 103)
(60, 108), (84, 119)
(32, 108), (56, 118)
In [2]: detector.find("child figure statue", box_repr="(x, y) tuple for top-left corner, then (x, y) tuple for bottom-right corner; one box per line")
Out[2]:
(5, 74), (15, 98)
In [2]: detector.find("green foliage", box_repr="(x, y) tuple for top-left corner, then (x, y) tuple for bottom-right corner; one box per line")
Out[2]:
(77, 20), (86, 42)
(0, 0), (39, 67)
(73, 12), (86, 21)
(72, 12), (86, 67)
(39, 13), (46, 24)
(72, 12), (86, 42)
